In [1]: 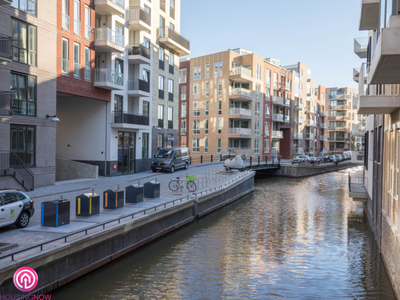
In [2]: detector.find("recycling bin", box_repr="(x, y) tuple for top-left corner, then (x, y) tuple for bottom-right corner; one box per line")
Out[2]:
(76, 193), (100, 216)
(41, 200), (70, 227)
(126, 184), (144, 203)
(103, 188), (124, 209)
(144, 181), (160, 198)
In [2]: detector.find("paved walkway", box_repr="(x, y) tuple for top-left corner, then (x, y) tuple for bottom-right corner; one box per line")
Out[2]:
(0, 162), (242, 260)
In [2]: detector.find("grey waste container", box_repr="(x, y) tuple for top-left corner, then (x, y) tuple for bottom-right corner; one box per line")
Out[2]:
(41, 200), (70, 227)
(104, 188), (124, 209)
(144, 181), (160, 198)
(76, 193), (100, 216)
(126, 184), (144, 203)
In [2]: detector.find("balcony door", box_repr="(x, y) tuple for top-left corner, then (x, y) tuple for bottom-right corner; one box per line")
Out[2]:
(118, 132), (135, 175)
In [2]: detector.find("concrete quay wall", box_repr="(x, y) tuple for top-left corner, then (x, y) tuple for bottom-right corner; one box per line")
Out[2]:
(0, 171), (255, 295)
(269, 162), (356, 178)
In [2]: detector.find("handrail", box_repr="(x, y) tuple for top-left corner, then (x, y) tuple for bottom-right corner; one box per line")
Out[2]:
(0, 150), (34, 191)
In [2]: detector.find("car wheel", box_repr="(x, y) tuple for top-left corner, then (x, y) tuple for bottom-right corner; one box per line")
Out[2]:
(170, 165), (175, 173)
(16, 211), (30, 228)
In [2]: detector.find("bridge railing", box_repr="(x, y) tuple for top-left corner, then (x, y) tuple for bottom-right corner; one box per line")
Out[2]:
(190, 154), (281, 169)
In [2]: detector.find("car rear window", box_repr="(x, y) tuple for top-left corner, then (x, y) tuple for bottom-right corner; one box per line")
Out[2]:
(3, 193), (19, 205)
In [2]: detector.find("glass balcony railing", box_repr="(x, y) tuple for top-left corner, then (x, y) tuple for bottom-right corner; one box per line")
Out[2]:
(95, 27), (123, 47)
(229, 108), (252, 116)
(230, 66), (252, 78)
(228, 128), (252, 135)
(94, 68), (123, 86)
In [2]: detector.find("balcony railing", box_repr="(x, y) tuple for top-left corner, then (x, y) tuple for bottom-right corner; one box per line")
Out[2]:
(329, 105), (352, 110)
(284, 115), (290, 123)
(306, 133), (315, 140)
(128, 79), (150, 92)
(95, 27), (123, 47)
(127, 6), (151, 27)
(229, 87), (253, 98)
(94, 68), (123, 86)
(320, 110), (328, 117)
(0, 91), (11, 116)
(158, 27), (190, 52)
(320, 123), (328, 129)
(294, 117), (303, 124)
(293, 132), (303, 139)
(320, 135), (328, 141)
(229, 108), (252, 116)
(272, 113), (283, 122)
(228, 128), (252, 135)
(62, 14), (69, 29)
(293, 147), (304, 154)
(230, 66), (252, 78)
(294, 102), (303, 110)
(272, 130), (283, 139)
(128, 43), (150, 59)
(272, 96), (284, 105)
(329, 94), (351, 100)
(0, 34), (12, 60)
(112, 112), (149, 126)
(284, 99), (291, 107)
(305, 119), (315, 126)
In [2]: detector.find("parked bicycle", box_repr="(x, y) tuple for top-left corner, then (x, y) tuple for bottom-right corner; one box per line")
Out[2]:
(168, 176), (197, 192)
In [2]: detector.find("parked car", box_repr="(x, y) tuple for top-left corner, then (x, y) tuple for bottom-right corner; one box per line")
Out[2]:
(309, 157), (320, 164)
(224, 155), (245, 171)
(0, 190), (35, 228)
(151, 147), (190, 173)
(325, 155), (337, 163)
(292, 155), (310, 164)
(335, 154), (343, 162)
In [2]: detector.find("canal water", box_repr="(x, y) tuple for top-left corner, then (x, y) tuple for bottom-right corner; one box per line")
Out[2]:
(53, 169), (396, 299)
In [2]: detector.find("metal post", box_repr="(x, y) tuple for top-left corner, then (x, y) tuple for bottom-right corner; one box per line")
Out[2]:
(250, 156), (252, 167)
(258, 156), (260, 166)
(201, 155), (203, 164)
(211, 155), (213, 163)
(220, 154), (222, 161)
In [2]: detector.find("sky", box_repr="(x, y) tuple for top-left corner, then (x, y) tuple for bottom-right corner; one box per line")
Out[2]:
(180, 0), (365, 89)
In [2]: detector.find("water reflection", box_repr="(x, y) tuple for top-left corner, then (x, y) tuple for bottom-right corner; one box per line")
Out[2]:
(53, 169), (395, 299)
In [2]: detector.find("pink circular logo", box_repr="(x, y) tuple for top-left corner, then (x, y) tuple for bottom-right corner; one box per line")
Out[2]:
(13, 267), (38, 292)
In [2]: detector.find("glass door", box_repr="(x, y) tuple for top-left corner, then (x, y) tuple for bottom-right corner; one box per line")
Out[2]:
(117, 132), (136, 175)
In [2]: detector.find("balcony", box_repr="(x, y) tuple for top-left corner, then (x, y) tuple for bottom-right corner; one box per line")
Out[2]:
(272, 113), (283, 122)
(354, 37), (368, 59)
(358, 84), (400, 114)
(0, 91), (11, 116)
(127, 79), (150, 97)
(294, 117), (303, 125)
(158, 27), (190, 56)
(228, 128), (252, 136)
(293, 102), (303, 110)
(128, 44), (151, 64)
(229, 108), (252, 119)
(280, 84), (290, 92)
(353, 68), (360, 83)
(94, 0), (125, 16)
(111, 112), (149, 128)
(127, 7), (151, 32)
(284, 115), (290, 123)
(229, 87), (253, 101)
(306, 133), (315, 140)
(94, 28), (124, 53)
(329, 105), (352, 110)
(320, 123), (328, 129)
(94, 68), (123, 90)
(0, 0), (12, 5)
(320, 135), (328, 141)
(369, 24), (400, 84)
(320, 110), (328, 117)
(0, 34), (12, 60)
(272, 96), (284, 106)
(348, 170), (368, 201)
(329, 126), (350, 131)
(293, 132), (303, 139)
(230, 66), (252, 83)
(359, 0), (380, 30)
(305, 119), (315, 127)
(331, 136), (350, 142)
(328, 115), (350, 121)
(272, 131), (283, 139)
(284, 99), (291, 107)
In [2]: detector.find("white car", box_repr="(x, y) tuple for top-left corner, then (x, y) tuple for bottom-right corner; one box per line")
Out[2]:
(224, 155), (246, 171)
(0, 190), (35, 228)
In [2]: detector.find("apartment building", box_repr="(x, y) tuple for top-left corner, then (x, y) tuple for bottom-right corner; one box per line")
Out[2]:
(55, 0), (189, 176)
(0, 1), (57, 188)
(351, 0), (400, 297)
(178, 57), (189, 147)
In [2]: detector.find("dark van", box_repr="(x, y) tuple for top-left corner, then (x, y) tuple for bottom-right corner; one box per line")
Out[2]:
(151, 147), (190, 173)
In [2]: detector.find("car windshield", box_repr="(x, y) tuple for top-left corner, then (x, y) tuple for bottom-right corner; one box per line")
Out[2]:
(155, 149), (173, 158)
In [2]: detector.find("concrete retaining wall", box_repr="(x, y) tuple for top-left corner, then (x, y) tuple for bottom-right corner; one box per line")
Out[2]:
(56, 158), (99, 181)
(0, 171), (255, 295)
(268, 162), (355, 178)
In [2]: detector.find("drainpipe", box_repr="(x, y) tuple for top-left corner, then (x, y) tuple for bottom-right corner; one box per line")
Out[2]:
(105, 101), (107, 176)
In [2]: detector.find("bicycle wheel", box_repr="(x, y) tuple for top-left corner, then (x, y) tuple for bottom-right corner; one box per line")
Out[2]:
(187, 181), (197, 192)
(169, 180), (179, 191)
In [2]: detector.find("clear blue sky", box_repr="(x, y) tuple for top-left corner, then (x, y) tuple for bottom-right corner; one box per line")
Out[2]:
(180, 0), (365, 89)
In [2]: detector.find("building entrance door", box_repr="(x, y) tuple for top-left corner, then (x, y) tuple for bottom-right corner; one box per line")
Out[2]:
(117, 132), (135, 175)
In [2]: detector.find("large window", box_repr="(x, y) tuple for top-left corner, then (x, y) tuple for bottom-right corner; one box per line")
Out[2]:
(84, 5), (91, 39)
(84, 47), (90, 81)
(74, 0), (80, 35)
(204, 138), (208, 153)
(168, 79), (174, 101)
(62, 38), (69, 75)
(181, 103), (186, 117)
(214, 61), (223, 77)
(217, 119), (222, 134)
(193, 65), (201, 80)
(193, 120), (200, 134)
(10, 125), (35, 166)
(142, 133), (149, 159)
(181, 86), (186, 101)
(11, 19), (37, 66)
(192, 138), (200, 152)
(158, 104), (164, 120)
(11, 73), (36, 116)
(12, 0), (36, 16)
(62, 0), (69, 29)
(181, 120), (186, 134)
(179, 69), (187, 83)
(255, 139), (259, 154)
(74, 43), (80, 78)
(204, 120), (209, 134)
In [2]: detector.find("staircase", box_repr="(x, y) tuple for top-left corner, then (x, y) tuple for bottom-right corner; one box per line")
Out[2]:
(0, 150), (34, 191)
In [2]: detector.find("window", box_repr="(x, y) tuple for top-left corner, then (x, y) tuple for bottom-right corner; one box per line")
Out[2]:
(193, 102), (200, 116)
(168, 107), (173, 128)
(62, 38), (69, 75)
(11, 73), (36, 116)
(193, 65), (201, 80)
(204, 138), (208, 153)
(193, 120), (200, 134)
(255, 84), (261, 99)
(254, 139), (259, 154)
(265, 87), (270, 98)
(256, 64), (261, 80)
(159, 47), (165, 70)
(170, 0), (175, 18)
(273, 73), (278, 88)
(169, 53), (174, 74)
(205, 82), (209, 97)
(115, 22), (123, 46)
(84, 5), (91, 39)
(204, 120), (209, 134)
(192, 138), (200, 152)
(158, 134), (164, 148)
(142, 133), (149, 159)
(265, 104), (270, 118)
(300, 83), (303, 95)
(168, 79), (174, 101)
(181, 103), (186, 117)
(255, 120), (260, 135)
(264, 139), (270, 153)
(11, 19), (37, 66)
(300, 69), (303, 80)
(10, 125), (35, 166)
(205, 101), (209, 116)
(169, 23), (175, 30)
(266, 70), (271, 86)
(255, 102), (260, 117)
(217, 119), (222, 134)
(74, 0), (80, 35)
(218, 100), (222, 115)
(142, 69), (150, 82)
(179, 69), (187, 83)
(143, 101), (149, 115)
(193, 84), (200, 96)
(264, 122), (270, 136)
(217, 138), (221, 153)
(73, 43), (80, 78)
(84, 47), (90, 81)
(181, 86), (187, 101)
(12, 0), (36, 16)
(158, 104), (164, 120)
(159, 75), (165, 98)
(218, 81), (222, 96)
(205, 64), (210, 78)
(62, 0), (69, 29)
(214, 61), (223, 77)
(181, 120), (186, 134)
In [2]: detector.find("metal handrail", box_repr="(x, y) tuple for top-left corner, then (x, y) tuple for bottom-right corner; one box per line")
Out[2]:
(0, 150), (34, 191)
